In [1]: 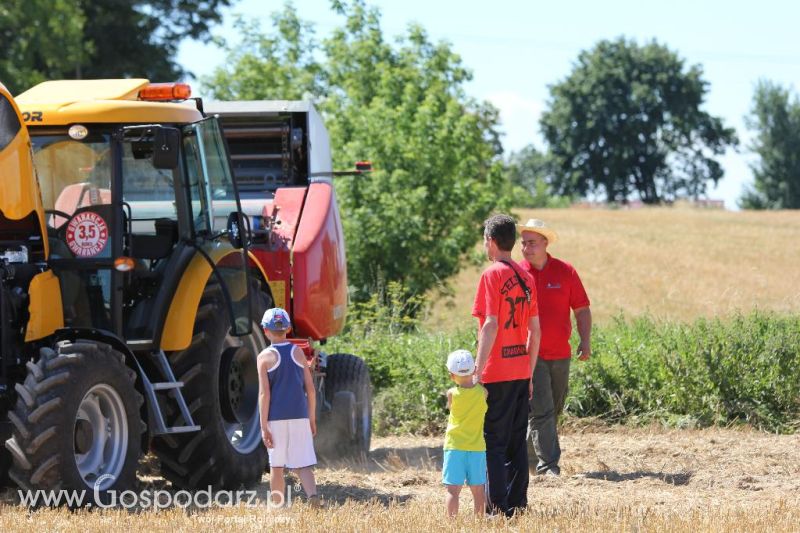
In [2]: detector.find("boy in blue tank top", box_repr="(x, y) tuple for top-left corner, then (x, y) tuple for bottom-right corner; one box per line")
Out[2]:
(257, 308), (320, 508)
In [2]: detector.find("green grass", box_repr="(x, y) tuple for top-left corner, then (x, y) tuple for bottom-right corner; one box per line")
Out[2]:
(329, 311), (800, 435)
(570, 312), (800, 432)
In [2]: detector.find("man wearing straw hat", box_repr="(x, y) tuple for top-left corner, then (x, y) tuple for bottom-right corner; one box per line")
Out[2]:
(517, 219), (592, 476)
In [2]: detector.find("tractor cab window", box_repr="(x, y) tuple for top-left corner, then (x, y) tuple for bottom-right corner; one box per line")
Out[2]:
(121, 142), (177, 228)
(119, 136), (180, 265)
(184, 118), (237, 233)
(31, 134), (113, 243)
(183, 130), (211, 235)
(200, 118), (237, 200)
(203, 124), (242, 255)
(30, 133), (115, 330)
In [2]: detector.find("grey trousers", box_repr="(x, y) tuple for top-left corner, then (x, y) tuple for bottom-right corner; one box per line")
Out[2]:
(527, 357), (571, 474)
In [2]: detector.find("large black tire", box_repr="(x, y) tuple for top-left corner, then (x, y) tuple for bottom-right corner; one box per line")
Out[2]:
(4, 341), (144, 502)
(0, 440), (10, 488)
(152, 283), (270, 489)
(322, 353), (372, 459)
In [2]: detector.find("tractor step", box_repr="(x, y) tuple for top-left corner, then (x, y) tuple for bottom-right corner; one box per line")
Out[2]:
(139, 350), (200, 436)
(151, 381), (185, 391)
(159, 425), (201, 434)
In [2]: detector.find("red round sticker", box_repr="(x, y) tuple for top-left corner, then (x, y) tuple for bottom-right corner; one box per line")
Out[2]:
(66, 212), (109, 257)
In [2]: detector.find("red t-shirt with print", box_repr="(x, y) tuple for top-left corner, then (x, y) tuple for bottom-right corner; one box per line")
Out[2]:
(472, 261), (538, 383)
(519, 254), (590, 360)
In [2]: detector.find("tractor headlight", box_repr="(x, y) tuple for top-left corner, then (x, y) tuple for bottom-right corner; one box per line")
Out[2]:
(68, 124), (88, 140)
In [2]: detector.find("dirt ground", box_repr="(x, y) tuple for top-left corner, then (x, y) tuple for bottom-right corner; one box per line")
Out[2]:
(2, 425), (799, 532)
(317, 424), (800, 511)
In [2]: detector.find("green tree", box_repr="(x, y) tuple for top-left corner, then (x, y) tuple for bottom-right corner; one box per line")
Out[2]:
(540, 38), (737, 204)
(0, 0), (233, 94)
(740, 80), (800, 209)
(202, 10), (323, 100)
(0, 0), (89, 92)
(204, 1), (507, 303)
(505, 145), (570, 208)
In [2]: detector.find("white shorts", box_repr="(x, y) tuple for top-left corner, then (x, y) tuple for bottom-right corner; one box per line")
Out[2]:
(267, 418), (317, 469)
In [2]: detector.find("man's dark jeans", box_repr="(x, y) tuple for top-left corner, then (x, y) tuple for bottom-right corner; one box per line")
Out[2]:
(527, 357), (571, 475)
(484, 378), (530, 516)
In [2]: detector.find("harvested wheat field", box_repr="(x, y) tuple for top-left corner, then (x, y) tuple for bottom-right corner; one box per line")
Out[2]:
(428, 207), (800, 331)
(1, 426), (798, 532)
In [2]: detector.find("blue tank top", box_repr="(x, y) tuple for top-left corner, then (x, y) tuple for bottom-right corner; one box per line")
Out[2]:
(266, 342), (309, 421)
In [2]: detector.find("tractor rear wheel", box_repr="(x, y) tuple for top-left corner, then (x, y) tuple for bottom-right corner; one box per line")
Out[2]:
(4, 341), (143, 502)
(0, 441), (10, 488)
(153, 283), (270, 489)
(323, 353), (372, 459)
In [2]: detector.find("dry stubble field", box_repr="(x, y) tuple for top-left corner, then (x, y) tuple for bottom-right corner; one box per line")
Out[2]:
(2, 207), (799, 531)
(1, 425), (798, 532)
(428, 206), (800, 330)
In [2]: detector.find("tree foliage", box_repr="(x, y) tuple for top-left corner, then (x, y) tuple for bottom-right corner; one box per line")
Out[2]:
(202, 10), (323, 100)
(505, 145), (570, 208)
(204, 1), (506, 303)
(0, 0), (232, 94)
(0, 0), (88, 92)
(740, 80), (800, 209)
(540, 38), (737, 204)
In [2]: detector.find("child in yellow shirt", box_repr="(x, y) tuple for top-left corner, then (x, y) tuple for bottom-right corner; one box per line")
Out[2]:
(443, 350), (488, 517)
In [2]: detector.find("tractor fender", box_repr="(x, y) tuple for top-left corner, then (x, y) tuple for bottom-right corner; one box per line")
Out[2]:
(52, 327), (137, 363)
(159, 248), (269, 351)
(51, 328), (148, 396)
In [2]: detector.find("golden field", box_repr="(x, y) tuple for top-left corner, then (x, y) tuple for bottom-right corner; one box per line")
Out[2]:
(2, 207), (799, 531)
(428, 206), (800, 331)
(1, 426), (798, 532)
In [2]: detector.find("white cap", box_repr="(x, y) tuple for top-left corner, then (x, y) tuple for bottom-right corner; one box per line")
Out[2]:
(446, 350), (475, 376)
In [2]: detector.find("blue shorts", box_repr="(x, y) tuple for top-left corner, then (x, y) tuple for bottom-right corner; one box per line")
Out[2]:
(442, 449), (487, 486)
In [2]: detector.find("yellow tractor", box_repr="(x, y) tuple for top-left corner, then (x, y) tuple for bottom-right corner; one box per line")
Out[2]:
(0, 79), (269, 499)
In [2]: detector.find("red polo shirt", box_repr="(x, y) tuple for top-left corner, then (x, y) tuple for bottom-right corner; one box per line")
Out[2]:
(519, 254), (590, 360)
(472, 261), (538, 383)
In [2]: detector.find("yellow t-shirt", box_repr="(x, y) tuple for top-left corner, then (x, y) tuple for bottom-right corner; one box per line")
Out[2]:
(444, 384), (487, 451)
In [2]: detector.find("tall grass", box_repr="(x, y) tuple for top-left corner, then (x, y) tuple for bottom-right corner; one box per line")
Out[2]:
(570, 312), (800, 432)
(330, 311), (800, 435)
(330, 285), (471, 434)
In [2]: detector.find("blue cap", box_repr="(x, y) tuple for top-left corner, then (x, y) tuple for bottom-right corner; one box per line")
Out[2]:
(261, 308), (292, 331)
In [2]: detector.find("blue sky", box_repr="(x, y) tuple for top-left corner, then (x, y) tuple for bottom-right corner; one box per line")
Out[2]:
(178, 0), (800, 208)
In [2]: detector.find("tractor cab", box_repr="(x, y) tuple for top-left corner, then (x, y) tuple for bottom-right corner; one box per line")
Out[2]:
(26, 93), (251, 346)
(1, 80), (268, 497)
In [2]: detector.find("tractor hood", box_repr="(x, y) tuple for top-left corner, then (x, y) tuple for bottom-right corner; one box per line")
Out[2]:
(0, 82), (48, 260)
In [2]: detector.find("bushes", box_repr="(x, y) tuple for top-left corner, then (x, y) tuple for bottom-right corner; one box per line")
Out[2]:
(330, 312), (800, 435)
(569, 312), (800, 432)
(329, 323), (474, 435)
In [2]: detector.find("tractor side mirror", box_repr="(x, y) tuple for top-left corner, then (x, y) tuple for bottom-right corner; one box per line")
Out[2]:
(152, 127), (181, 170)
(226, 211), (246, 249)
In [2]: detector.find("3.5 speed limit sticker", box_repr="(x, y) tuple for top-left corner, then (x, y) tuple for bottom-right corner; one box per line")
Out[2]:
(66, 212), (109, 257)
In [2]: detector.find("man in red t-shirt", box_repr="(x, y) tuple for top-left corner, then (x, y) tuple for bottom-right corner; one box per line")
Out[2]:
(473, 214), (540, 516)
(517, 218), (591, 476)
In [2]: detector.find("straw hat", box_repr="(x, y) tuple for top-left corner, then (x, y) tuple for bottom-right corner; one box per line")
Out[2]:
(517, 218), (558, 244)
